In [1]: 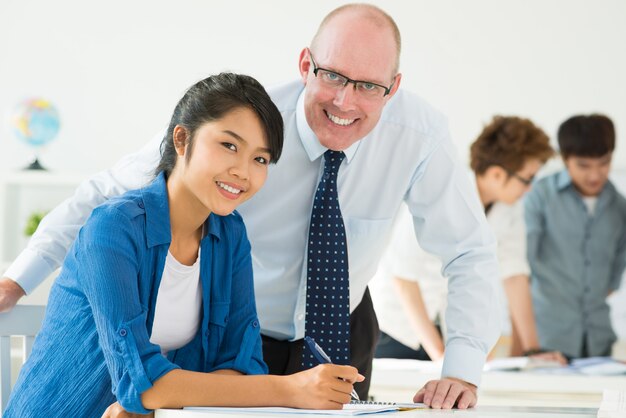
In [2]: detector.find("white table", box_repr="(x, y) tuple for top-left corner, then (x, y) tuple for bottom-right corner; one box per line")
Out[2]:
(155, 405), (598, 418)
(369, 358), (625, 408)
(155, 357), (619, 418)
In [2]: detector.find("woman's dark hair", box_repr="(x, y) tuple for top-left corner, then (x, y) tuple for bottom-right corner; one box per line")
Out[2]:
(155, 73), (283, 177)
(557, 114), (615, 159)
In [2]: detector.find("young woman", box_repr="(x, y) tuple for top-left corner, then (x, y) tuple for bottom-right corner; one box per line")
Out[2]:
(6, 73), (362, 418)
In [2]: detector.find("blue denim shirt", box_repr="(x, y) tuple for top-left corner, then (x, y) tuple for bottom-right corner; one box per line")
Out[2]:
(525, 170), (626, 358)
(6, 173), (267, 417)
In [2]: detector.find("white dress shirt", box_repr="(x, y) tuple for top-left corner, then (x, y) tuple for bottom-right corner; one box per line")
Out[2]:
(7, 80), (500, 386)
(371, 196), (528, 349)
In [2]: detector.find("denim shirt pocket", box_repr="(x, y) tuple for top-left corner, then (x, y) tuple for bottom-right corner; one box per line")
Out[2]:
(205, 301), (231, 366)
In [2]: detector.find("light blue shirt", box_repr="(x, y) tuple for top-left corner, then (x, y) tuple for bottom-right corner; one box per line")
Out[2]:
(238, 82), (500, 385)
(525, 170), (626, 357)
(8, 81), (500, 386)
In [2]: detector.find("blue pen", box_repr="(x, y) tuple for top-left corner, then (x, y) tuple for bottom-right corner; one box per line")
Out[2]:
(304, 336), (360, 401)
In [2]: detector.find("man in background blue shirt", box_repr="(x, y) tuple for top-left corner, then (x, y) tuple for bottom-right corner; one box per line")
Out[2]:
(525, 114), (626, 358)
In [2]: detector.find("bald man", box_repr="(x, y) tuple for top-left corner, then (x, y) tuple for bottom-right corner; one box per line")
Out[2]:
(2, 4), (499, 410)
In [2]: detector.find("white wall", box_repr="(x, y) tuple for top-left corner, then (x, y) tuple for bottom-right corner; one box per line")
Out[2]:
(1, 0), (626, 176)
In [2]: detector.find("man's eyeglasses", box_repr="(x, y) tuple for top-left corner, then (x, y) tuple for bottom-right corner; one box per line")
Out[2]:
(507, 169), (534, 186)
(308, 49), (395, 98)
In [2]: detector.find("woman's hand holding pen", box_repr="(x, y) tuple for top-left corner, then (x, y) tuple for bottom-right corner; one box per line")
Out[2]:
(285, 364), (365, 410)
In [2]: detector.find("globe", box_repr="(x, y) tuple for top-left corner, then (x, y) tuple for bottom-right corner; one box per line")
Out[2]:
(12, 98), (61, 170)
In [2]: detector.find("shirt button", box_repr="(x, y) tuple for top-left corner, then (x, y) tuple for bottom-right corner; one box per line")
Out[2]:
(224, 316), (228, 324)
(253, 320), (259, 328)
(119, 329), (127, 337)
(138, 201), (144, 209)
(297, 314), (304, 321)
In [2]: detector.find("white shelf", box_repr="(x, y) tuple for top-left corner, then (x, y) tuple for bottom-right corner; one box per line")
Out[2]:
(0, 170), (87, 263)
(1, 170), (85, 187)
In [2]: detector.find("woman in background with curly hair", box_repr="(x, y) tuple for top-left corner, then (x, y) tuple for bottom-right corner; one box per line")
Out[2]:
(372, 116), (567, 364)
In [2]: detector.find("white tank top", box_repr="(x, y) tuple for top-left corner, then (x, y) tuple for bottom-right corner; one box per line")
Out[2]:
(150, 249), (202, 355)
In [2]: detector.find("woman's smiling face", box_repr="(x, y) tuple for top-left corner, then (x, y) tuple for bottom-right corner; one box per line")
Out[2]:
(173, 106), (272, 216)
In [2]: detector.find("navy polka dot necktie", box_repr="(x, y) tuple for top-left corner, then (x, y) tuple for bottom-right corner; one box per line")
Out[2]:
(303, 150), (350, 368)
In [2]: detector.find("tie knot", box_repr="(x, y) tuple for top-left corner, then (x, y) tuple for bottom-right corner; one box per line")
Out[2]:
(323, 150), (345, 175)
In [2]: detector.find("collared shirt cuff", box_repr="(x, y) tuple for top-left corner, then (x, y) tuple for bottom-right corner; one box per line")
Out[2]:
(3, 248), (56, 295)
(441, 344), (486, 387)
(499, 261), (530, 281)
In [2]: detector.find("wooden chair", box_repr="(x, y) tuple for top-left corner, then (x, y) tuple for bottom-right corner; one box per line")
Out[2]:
(0, 305), (46, 415)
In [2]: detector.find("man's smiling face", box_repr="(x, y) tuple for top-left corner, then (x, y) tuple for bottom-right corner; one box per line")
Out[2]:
(299, 11), (401, 151)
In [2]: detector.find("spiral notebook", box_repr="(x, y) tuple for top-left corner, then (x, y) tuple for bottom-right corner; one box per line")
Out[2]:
(350, 400), (426, 411)
(183, 401), (425, 415)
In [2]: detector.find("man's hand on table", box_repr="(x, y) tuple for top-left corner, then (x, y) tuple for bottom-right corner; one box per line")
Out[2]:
(413, 376), (477, 409)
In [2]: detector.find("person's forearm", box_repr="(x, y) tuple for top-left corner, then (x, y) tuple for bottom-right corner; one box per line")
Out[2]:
(392, 277), (445, 360)
(0, 278), (26, 312)
(502, 274), (540, 352)
(6, 133), (162, 295)
(141, 369), (292, 410)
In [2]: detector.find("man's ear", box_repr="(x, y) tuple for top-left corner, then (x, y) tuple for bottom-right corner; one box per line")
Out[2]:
(298, 48), (312, 85)
(385, 73), (403, 100)
(485, 165), (507, 183)
(173, 125), (188, 156)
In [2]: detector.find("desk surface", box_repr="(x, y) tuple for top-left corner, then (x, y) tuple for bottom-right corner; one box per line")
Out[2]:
(369, 358), (626, 408)
(155, 405), (598, 418)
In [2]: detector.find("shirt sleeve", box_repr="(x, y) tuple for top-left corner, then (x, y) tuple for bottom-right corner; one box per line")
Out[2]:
(523, 183), (546, 274)
(5, 132), (163, 294)
(404, 130), (501, 387)
(208, 219), (268, 375)
(492, 202), (531, 281)
(610, 211), (626, 291)
(75, 205), (178, 414)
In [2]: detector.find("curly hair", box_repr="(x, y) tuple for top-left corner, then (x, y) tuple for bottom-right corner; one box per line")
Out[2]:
(470, 116), (554, 175)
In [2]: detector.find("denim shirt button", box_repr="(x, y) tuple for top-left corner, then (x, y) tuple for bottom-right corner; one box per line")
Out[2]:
(253, 320), (259, 328)
(138, 201), (144, 209)
(119, 329), (127, 337)
(224, 316), (229, 324)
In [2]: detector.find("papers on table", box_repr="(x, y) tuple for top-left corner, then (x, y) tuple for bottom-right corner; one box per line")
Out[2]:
(484, 356), (626, 376)
(570, 357), (626, 376)
(184, 403), (402, 415)
(597, 389), (626, 418)
(484, 356), (563, 372)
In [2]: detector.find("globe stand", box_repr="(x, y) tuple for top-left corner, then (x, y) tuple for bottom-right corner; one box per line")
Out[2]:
(23, 155), (46, 171)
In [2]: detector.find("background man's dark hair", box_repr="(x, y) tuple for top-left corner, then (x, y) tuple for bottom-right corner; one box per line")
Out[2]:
(558, 114), (615, 159)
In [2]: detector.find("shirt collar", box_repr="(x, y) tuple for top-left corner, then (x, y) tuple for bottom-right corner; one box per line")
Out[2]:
(555, 168), (617, 200)
(141, 172), (221, 248)
(556, 170), (574, 191)
(295, 88), (361, 163)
